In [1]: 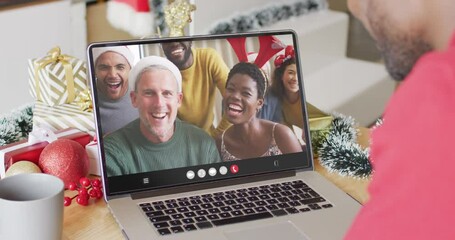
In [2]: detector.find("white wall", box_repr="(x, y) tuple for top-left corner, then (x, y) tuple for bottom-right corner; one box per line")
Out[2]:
(0, 1), (86, 115)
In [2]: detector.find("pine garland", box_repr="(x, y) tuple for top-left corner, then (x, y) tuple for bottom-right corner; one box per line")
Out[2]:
(208, 0), (328, 34)
(0, 103), (34, 146)
(317, 114), (372, 179)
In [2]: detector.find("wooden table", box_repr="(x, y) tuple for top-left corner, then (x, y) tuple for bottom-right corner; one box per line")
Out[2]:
(62, 128), (371, 240)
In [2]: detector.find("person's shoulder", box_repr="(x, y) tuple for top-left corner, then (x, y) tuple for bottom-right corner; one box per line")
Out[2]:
(180, 120), (213, 139)
(194, 47), (222, 60)
(105, 119), (139, 142)
(269, 121), (295, 138)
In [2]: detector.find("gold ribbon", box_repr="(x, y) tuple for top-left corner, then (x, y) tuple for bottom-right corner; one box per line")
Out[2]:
(75, 89), (93, 112)
(34, 46), (76, 104)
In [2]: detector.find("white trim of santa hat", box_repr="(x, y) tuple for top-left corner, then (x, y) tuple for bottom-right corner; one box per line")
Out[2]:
(107, 0), (153, 37)
(129, 56), (182, 93)
(92, 46), (135, 68)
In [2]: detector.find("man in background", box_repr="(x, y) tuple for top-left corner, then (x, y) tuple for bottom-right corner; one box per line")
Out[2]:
(93, 46), (138, 135)
(345, 0), (455, 239)
(161, 41), (231, 137)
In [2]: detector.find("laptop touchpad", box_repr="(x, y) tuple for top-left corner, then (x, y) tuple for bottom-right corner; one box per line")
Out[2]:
(224, 221), (309, 240)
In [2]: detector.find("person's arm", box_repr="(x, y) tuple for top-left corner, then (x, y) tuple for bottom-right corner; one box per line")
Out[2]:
(207, 48), (232, 137)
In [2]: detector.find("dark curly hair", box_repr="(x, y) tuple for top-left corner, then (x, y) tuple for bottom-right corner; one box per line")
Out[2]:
(271, 57), (296, 98)
(226, 62), (266, 99)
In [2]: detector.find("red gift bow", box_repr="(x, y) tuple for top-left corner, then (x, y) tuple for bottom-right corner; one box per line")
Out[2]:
(274, 45), (295, 68)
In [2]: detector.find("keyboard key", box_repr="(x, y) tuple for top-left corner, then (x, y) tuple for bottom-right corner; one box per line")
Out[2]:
(243, 208), (255, 215)
(184, 212), (196, 218)
(208, 208), (221, 214)
(207, 214), (220, 220)
(152, 201), (164, 206)
(300, 207), (311, 212)
(232, 204), (244, 210)
(153, 222), (169, 229)
(196, 210), (209, 216)
(154, 205), (167, 210)
(145, 211), (164, 217)
(220, 206), (232, 212)
(254, 206), (267, 212)
(271, 209), (288, 217)
(150, 216), (171, 223)
(171, 213), (184, 219)
(277, 203), (290, 209)
(196, 221), (213, 229)
(166, 203), (179, 208)
(182, 218), (195, 224)
(308, 204), (322, 210)
(195, 216), (208, 222)
(157, 228), (171, 235)
(189, 205), (201, 211)
(212, 212), (273, 226)
(170, 226), (185, 233)
(243, 202), (255, 208)
(213, 201), (225, 207)
(179, 201), (191, 207)
(322, 204), (333, 208)
(141, 206), (154, 212)
(177, 207), (189, 213)
(231, 210), (244, 216)
(184, 224), (197, 231)
(286, 207), (300, 214)
(169, 220), (182, 226)
(164, 209), (177, 215)
(300, 197), (326, 205)
(219, 212), (232, 218)
(190, 199), (203, 205)
(201, 203), (214, 209)
(266, 205), (278, 211)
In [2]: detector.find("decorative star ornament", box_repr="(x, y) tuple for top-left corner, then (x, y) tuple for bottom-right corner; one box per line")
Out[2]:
(164, 0), (197, 37)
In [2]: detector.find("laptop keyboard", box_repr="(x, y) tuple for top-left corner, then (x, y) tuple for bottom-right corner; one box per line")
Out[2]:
(139, 180), (333, 236)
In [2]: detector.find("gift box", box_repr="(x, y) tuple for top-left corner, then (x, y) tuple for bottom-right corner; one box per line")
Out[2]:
(0, 128), (92, 179)
(86, 140), (101, 175)
(28, 46), (88, 107)
(33, 101), (95, 135)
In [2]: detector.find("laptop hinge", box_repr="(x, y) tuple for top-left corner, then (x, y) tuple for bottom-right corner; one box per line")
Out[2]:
(130, 170), (296, 200)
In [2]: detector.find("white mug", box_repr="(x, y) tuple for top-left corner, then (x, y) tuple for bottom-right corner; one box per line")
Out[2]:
(0, 173), (64, 240)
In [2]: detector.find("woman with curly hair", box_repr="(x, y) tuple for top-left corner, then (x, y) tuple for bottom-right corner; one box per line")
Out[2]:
(215, 62), (302, 161)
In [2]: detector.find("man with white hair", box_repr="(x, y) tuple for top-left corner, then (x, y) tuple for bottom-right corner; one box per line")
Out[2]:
(104, 56), (221, 176)
(93, 46), (138, 135)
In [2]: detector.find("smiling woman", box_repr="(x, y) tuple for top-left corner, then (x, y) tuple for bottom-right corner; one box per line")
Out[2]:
(215, 62), (303, 161)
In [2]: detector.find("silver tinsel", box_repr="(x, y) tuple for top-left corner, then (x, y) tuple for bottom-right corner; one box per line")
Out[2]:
(318, 114), (372, 179)
(0, 103), (34, 146)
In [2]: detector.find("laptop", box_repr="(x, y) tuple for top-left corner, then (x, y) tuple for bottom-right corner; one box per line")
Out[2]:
(87, 30), (361, 240)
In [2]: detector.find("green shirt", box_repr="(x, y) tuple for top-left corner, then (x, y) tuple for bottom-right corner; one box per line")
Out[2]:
(104, 119), (221, 176)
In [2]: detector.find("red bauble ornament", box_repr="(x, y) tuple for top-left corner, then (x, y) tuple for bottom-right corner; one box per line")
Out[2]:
(39, 139), (89, 188)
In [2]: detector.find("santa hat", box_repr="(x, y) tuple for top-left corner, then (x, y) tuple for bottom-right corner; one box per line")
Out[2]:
(129, 56), (183, 93)
(92, 46), (135, 68)
(107, 0), (153, 37)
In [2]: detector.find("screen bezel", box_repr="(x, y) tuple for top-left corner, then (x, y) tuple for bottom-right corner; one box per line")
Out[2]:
(87, 30), (314, 197)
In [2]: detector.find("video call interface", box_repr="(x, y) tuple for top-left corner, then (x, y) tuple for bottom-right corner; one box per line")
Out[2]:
(90, 32), (313, 194)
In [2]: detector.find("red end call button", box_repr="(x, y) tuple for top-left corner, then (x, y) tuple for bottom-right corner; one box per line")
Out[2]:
(230, 164), (239, 174)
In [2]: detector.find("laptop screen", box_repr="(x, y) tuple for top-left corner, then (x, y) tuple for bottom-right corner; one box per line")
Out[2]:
(87, 30), (313, 196)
